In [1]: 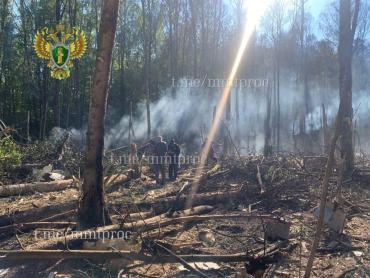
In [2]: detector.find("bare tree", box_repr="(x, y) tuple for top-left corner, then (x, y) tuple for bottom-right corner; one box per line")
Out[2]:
(167, 0), (179, 97)
(263, 0), (286, 151)
(141, 0), (153, 138)
(338, 0), (359, 173)
(54, 0), (64, 128)
(79, 0), (120, 228)
(319, 0), (369, 52)
(264, 85), (272, 157)
(300, 0), (310, 136)
(304, 0), (360, 276)
(189, 0), (198, 78)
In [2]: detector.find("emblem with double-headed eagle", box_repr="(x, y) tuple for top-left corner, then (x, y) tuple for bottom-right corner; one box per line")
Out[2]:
(34, 24), (87, 80)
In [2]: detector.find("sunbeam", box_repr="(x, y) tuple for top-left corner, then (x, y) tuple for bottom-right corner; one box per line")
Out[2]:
(186, 0), (273, 209)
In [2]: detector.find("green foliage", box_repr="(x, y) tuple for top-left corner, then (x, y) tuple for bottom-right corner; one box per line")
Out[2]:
(0, 137), (21, 166)
(265, 166), (275, 180)
(0, 0), (369, 143)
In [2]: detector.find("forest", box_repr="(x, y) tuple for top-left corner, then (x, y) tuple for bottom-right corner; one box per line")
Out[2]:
(0, 0), (369, 277)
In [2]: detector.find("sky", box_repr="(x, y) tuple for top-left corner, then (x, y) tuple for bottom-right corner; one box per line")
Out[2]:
(306, 0), (331, 37)
(245, 0), (331, 39)
(308, 0), (329, 17)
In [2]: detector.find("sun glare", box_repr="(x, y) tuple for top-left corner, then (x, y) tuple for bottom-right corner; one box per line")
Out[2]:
(185, 0), (273, 209)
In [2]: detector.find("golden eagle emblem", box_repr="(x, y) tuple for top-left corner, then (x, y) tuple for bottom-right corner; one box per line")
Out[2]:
(34, 24), (87, 80)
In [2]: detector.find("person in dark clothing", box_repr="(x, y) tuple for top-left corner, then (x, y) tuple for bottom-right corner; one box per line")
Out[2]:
(168, 138), (180, 180)
(153, 136), (167, 185)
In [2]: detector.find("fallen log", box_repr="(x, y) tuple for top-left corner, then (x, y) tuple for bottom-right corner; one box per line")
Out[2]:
(167, 182), (191, 216)
(335, 267), (358, 278)
(132, 189), (242, 213)
(38, 209), (76, 222)
(0, 250), (246, 263)
(0, 179), (73, 198)
(0, 188), (243, 228)
(1, 209), (160, 237)
(0, 221), (77, 237)
(104, 173), (133, 192)
(0, 173), (132, 225)
(348, 234), (370, 242)
(0, 242), (288, 272)
(0, 243), (284, 263)
(26, 210), (282, 251)
(181, 164), (225, 183)
(104, 173), (128, 186)
(0, 185), (264, 243)
(155, 242), (209, 278)
(0, 202), (77, 227)
(25, 205), (215, 250)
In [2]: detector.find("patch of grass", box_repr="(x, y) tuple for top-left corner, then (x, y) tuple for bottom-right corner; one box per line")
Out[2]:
(0, 137), (21, 166)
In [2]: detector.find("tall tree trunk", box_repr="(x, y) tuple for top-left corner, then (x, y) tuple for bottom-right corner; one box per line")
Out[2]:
(118, 0), (127, 117)
(168, 0), (174, 95)
(338, 0), (358, 174)
(199, 1), (205, 77)
(54, 0), (62, 127)
(189, 0), (197, 78)
(304, 117), (340, 278)
(0, 0), (9, 122)
(169, 0), (179, 97)
(304, 1), (360, 276)
(66, 0), (78, 128)
(272, 57), (277, 149)
(141, 0), (151, 139)
(322, 103), (329, 154)
(264, 84), (272, 157)
(276, 57), (280, 152)
(79, 0), (119, 228)
(299, 0), (308, 136)
(223, 94), (231, 155)
(235, 86), (240, 144)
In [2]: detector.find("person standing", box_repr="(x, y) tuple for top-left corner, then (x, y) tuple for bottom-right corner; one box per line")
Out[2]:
(168, 138), (180, 180)
(153, 136), (167, 185)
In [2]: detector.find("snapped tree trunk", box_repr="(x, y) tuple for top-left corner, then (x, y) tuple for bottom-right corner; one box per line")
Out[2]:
(79, 0), (119, 228)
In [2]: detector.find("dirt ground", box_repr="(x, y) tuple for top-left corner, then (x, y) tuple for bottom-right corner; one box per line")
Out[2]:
(0, 155), (369, 278)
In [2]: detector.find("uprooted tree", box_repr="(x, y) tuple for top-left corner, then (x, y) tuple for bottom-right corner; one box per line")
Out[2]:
(78, 0), (120, 228)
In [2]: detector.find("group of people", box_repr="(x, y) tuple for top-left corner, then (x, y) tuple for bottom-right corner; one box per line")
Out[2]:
(151, 136), (181, 185)
(130, 136), (218, 186)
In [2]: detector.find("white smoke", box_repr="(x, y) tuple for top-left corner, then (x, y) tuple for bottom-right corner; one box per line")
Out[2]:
(97, 79), (370, 154)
